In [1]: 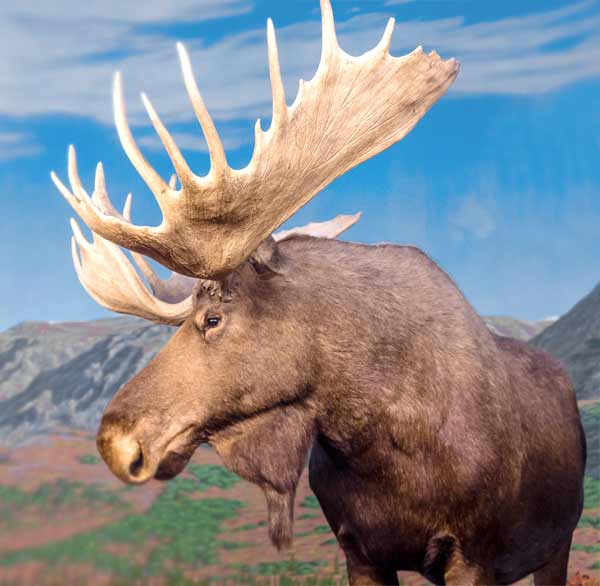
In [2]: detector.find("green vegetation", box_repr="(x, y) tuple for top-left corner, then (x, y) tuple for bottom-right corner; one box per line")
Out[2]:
(0, 479), (129, 523)
(572, 543), (600, 553)
(581, 401), (600, 479)
(187, 463), (241, 491)
(584, 476), (600, 509)
(79, 453), (101, 465)
(578, 515), (600, 529)
(300, 495), (320, 509)
(231, 559), (328, 577)
(0, 465), (244, 579)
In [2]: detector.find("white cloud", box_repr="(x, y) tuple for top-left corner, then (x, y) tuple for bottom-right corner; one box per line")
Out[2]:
(0, 132), (41, 161)
(449, 194), (496, 240)
(0, 0), (598, 157)
(4, 0), (251, 24)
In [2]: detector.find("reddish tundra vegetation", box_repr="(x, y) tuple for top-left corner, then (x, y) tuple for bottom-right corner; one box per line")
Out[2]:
(0, 430), (597, 586)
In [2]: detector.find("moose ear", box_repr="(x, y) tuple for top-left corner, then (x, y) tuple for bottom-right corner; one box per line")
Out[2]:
(248, 237), (282, 279)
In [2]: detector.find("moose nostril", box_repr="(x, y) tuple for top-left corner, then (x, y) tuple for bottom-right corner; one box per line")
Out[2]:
(128, 443), (145, 477)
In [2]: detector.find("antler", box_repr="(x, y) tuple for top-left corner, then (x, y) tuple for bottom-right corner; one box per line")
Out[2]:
(52, 0), (458, 280)
(71, 198), (362, 324)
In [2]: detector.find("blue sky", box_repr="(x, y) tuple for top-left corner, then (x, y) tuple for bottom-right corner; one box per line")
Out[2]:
(1, 0), (599, 331)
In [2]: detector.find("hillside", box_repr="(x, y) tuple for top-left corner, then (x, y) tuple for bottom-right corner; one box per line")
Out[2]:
(531, 283), (600, 401)
(0, 319), (175, 445)
(0, 430), (597, 586)
(483, 315), (554, 341)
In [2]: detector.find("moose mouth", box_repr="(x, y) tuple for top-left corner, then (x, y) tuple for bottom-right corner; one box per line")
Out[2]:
(151, 425), (206, 481)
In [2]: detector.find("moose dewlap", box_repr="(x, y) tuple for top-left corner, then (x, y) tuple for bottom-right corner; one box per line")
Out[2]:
(51, 1), (585, 585)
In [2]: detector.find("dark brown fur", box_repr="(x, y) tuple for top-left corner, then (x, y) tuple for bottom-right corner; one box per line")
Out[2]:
(97, 236), (586, 585)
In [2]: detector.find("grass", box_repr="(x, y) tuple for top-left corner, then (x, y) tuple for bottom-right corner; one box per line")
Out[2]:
(583, 476), (600, 509)
(581, 401), (600, 479)
(300, 495), (320, 509)
(187, 464), (241, 491)
(572, 543), (600, 553)
(0, 479), (130, 523)
(578, 515), (600, 530)
(0, 465), (244, 579)
(78, 453), (101, 465)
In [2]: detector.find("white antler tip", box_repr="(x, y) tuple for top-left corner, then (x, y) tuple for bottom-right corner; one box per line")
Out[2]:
(69, 217), (91, 249)
(123, 193), (133, 220)
(113, 72), (123, 95)
(176, 42), (189, 62)
(320, 0), (338, 56)
(140, 92), (152, 112)
(378, 18), (396, 54)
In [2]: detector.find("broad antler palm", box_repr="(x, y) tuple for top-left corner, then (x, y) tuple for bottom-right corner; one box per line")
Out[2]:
(70, 193), (361, 325)
(52, 0), (458, 284)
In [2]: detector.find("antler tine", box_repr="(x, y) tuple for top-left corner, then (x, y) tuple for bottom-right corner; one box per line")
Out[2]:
(120, 192), (159, 286)
(266, 19), (287, 129)
(113, 73), (171, 207)
(141, 93), (195, 185)
(320, 0), (340, 61)
(274, 212), (361, 241)
(176, 42), (227, 173)
(122, 193), (199, 303)
(376, 18), (396, 55)
(70, 217), (194, 324)
(123, 192), (133, 220)
(67, 145), (88, 203)
(92, 162), (123, 217)
(55, 0), (458, 283)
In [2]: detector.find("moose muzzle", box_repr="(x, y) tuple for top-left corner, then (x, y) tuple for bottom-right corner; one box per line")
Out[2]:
(97, 411), (199, 484)
(96, 415), (155, 484)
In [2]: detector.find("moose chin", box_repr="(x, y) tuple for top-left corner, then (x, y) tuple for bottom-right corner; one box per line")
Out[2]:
(51, 1), (585, 584)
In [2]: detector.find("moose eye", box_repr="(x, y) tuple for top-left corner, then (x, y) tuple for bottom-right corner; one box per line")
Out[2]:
(205, 315), (222, 329)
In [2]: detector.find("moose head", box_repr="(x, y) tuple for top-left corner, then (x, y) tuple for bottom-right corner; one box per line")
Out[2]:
(52, 0), (458, 549)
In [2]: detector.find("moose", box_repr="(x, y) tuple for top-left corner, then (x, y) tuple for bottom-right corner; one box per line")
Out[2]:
(52, 1), (585, 584)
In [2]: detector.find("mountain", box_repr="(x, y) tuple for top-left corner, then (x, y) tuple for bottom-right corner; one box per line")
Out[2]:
(483, 316), (554, 341)
(0, 314), (552, 447)
(0, 318), (175, 445)
(531, 283), (600, 401)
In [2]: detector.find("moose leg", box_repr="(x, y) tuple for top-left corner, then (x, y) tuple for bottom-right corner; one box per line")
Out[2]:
(346, 557), (399, 586)
(533, 539), (572, 586)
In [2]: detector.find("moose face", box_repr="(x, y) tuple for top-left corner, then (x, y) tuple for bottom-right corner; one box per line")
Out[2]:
(96, 248), (312, 485)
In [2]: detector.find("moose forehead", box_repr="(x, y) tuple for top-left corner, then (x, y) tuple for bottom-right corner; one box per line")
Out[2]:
(194, 279), (231, 303)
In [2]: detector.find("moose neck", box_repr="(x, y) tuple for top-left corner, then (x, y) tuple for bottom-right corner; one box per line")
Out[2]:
(214, 235), (491, 549)
(280, 236), (492, 468)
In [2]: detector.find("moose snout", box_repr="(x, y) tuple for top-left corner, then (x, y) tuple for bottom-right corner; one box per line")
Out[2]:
(96, 416), (155, 484)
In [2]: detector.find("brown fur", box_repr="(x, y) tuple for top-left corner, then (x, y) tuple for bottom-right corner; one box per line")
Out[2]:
(97, 236), (586, 585)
